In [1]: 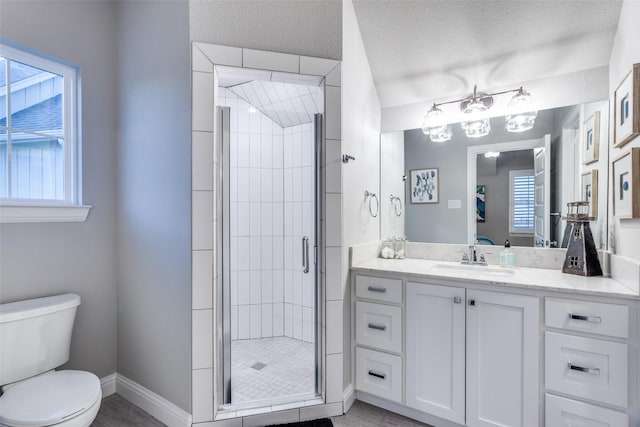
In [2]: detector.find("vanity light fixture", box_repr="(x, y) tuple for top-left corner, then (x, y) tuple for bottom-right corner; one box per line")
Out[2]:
(422, 104), (452, 142)
(421, 85), (536, 142)
(484, 151), (500, 158)
(505, 88), (537, 132)
(460, 86), (491, 138)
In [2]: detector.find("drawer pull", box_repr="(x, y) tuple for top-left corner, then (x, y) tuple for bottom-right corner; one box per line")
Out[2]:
(368, 286), (387, 293)
(368, 323), (387, 331)
(568, 363), (600, 375)
(568, 313), (602, 323)
(368, 370), (386, 380)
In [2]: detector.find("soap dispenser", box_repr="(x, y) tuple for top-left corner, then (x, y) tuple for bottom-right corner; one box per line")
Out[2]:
(500, 239), (515, 267)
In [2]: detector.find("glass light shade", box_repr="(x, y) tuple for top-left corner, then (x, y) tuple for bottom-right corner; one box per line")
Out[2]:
(422, 106), (452, 142)
(461, 100), (490, 138)
(506, 89), (537, 132)
(429, 125), (452, 143)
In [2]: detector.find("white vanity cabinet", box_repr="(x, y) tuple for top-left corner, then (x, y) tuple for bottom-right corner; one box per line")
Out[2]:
(405, 283), (539, 427)
(465, 290), (539, 427)
(354, 275), (403, 403)
(406, 282), (466, 424)
(544, 297), (632, 426)
(352, 269), (638, 427)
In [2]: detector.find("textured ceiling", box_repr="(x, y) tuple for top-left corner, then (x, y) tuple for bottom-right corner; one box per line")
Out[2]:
(190, 0), (342, 60)
(352, 0), (623, 110)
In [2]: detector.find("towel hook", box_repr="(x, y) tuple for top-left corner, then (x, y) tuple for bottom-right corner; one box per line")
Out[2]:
(364, 190), (379, 218)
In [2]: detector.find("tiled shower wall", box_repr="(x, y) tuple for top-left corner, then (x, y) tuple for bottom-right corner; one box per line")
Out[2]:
(191, 42), (343, 424)
(220, 88), (315, 343)
(219, 87), (286, 340)
(283, 123), (315, 343)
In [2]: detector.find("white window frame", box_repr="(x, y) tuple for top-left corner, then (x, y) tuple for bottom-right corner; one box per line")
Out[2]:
(0, 43), (90, 223)
(509, 169), (535, 235)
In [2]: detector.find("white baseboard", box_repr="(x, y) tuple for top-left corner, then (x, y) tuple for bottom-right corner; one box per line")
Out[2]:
(343, 383), (355, 413)
(100, 373), (192, 427)
(100, 373), (117, 397)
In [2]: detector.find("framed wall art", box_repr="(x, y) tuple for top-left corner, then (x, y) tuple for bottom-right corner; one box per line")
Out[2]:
(476, 184), (486, 222)
(612, 147), (640, 218)
(581, 169), (598, 219)
(613, 63), (640, 148)
(583, 111), (600, 165)
(410, 168), (439, 204)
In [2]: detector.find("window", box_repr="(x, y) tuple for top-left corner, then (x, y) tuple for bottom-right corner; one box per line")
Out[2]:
(509, 169), (534, 234)
(0, 43), (88, 222)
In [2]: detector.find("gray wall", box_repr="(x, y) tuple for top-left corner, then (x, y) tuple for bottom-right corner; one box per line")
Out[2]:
(116, 0), (192, 411)
(477, 150), (534, 247)
(0, 1), (118, 378)
(189, 0), (342, 60)
(404, 109), (556, 244)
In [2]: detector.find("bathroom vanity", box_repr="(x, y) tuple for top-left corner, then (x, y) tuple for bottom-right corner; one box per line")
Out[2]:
(350, 244), (640, 427)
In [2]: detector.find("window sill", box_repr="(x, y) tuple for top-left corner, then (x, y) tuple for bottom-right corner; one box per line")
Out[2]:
(0, 204), (92, 223)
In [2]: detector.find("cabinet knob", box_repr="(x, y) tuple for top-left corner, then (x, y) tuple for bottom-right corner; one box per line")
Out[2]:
(469, 300), (475, 306)
(453, 296), (462, 304)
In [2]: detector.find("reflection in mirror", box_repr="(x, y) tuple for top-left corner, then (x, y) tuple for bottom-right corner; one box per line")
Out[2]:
(380, 101), (609, 249)
(477, 149), (536, 247)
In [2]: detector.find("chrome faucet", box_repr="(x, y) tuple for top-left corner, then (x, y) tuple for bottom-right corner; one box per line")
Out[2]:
(469, 244), (478, 263)
(461, 241), (488, 266)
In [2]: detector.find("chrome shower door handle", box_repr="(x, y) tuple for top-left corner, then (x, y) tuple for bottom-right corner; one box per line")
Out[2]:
(302, 236), (310, 274)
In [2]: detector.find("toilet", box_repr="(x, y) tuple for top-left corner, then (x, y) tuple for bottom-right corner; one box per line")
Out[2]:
(0, 294), (102, 427)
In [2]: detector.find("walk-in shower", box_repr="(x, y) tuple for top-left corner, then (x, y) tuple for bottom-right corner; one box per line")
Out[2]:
(215, 66), (323, 409)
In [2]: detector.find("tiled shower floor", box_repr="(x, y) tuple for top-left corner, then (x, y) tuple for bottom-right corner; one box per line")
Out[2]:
(231, 337), (315, 404)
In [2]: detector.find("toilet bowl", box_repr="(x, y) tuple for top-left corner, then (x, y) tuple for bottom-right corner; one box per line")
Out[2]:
(0, 294), (102, 427)
(0, 371), (102, 427)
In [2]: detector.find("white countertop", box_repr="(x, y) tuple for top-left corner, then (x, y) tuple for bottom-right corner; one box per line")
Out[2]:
(352, 258), (640, 300)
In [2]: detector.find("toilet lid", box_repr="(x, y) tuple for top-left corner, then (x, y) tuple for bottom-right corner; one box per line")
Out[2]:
(0, 370), (101, 427)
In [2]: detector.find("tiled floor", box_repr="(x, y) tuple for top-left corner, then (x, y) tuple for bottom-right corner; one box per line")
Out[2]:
(93, 395), (431, 427)
(92, 394), (163, 427)
(332, 401), (432, 427)
(232, 336), (316, 403)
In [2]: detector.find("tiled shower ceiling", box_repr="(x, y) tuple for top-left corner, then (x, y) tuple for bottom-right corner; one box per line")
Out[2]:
(228, 80), (323, 128)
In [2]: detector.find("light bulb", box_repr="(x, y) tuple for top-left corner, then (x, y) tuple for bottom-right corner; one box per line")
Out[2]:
(422, 105), (452, 143)
(461, 99), (490, 138)
(506, 88), (537, 132)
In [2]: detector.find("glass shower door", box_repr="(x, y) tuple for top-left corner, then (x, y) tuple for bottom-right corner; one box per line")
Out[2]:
(218, 90), (322, 408)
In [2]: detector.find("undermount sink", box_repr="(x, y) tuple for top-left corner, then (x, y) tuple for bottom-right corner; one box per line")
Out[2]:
(429, 263), (516, 277)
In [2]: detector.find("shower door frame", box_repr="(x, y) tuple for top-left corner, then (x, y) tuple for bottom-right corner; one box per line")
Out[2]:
(216, 86), (325, 410)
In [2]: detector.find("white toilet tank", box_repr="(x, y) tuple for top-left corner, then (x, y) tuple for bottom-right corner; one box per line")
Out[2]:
(0, 293), (81, 387)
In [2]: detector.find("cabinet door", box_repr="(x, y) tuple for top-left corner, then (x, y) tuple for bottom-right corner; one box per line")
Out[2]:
(406, 282), (465, 424)
(466, 290), (539, 427)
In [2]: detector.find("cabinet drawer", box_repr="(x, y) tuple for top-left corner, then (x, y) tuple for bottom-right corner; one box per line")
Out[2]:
(356, 301), (402, 353)
(355, 347), (402, 403)
(355, 275), (402, 304)
(545, 394), (629, 427)
(546, 298), (629, 338)
(545, 332), (628, 407)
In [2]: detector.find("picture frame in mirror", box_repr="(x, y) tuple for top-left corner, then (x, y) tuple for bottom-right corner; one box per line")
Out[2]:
(582, 111), (600, 164)
(613, 63), (640, 148)
(410, 168), (439, 204)
(612, 147), (640, 218)
(581, 169), (598, 219)
(476, 184), (486, 222)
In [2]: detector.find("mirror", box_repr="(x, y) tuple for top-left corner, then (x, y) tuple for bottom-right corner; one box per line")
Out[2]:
(380, 100), (609, 249)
